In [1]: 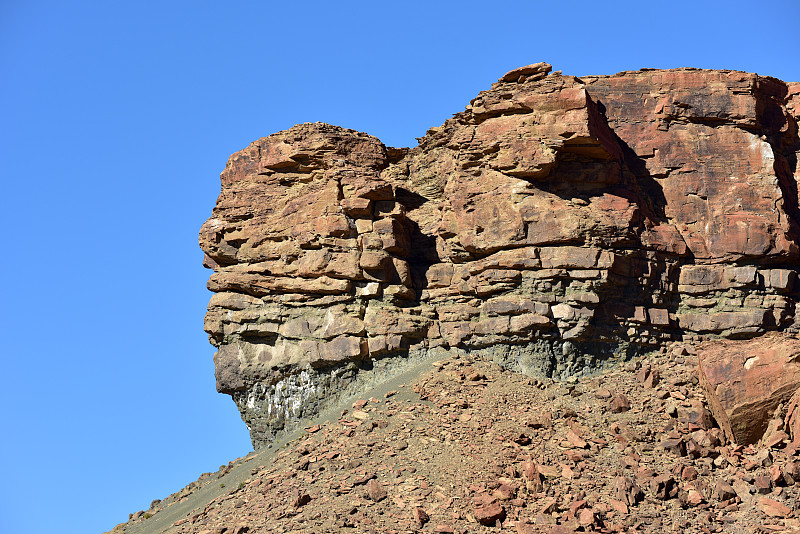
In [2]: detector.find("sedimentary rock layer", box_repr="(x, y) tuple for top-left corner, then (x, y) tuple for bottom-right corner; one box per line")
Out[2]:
(200, 63), (800, 447)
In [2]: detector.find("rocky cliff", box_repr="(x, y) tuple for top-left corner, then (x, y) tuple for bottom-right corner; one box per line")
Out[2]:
(200, 63), (800, 449)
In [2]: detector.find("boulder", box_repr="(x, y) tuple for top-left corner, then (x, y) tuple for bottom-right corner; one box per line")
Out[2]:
(698, 334), (800, 444)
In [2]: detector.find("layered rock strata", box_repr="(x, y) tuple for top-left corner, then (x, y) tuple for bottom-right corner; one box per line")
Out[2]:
(200, 63), (800, 448)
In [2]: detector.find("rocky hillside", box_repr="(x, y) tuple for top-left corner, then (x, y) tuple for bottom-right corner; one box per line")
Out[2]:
(198, 63), (800, 448)
(112, 338), (800, 534)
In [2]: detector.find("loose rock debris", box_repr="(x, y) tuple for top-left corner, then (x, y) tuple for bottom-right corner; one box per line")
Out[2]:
(113, 342), (800, 533)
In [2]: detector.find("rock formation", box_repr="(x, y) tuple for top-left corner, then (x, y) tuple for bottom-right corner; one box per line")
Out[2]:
(200, 62), (800, 448)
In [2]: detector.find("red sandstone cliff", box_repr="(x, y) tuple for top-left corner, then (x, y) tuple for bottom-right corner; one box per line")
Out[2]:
(199, 63), (800, 448)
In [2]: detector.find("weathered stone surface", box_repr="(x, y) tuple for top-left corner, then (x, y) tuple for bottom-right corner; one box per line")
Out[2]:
(785, 388), (800, 449)
(584, 70), (800, 262)
(200, 63), (800, 448)
(698, 333), (800, 444)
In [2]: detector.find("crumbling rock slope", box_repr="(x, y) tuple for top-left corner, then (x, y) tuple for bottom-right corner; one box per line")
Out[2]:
(115, 344), (800, 534)
(200, 63), (800, 448)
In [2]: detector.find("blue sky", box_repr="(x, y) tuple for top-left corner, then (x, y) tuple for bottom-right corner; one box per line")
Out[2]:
(1, 1), (798, 532)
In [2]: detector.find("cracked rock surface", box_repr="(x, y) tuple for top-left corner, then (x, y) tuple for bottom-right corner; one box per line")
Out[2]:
(199, 63), (800, 447)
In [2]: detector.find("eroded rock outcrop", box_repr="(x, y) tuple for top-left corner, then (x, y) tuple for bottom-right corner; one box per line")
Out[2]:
(200, 63), (800, 448)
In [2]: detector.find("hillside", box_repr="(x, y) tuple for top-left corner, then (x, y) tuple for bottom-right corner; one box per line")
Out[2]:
(111, 339), (800, 533)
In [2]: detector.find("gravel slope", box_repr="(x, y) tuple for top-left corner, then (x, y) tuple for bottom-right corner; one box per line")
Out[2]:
(112, 356), (442, 534)
(111, 343), (800, 533)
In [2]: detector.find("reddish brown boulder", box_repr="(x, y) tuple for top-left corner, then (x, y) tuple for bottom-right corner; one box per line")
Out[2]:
(677, 402), (715, 430)
(474, 502), (505, 525)
(758, 497), (792, 518)
(412, 507), (429, 527)
(609, 394), (632, 413)
(578, 508), (595, 527)
(712, 480), (736, 502)
(613, 476), (644, 506)
(698, 334), (800, 444)
(659, 437), (686, 457)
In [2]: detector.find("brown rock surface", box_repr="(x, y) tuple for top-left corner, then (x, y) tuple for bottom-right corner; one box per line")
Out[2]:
(199, 63), (800, 447)
(698, 333), (800, 444)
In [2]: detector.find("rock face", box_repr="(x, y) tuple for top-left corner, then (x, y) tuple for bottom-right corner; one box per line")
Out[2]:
(698, 333), (800, 444)
(200, 62), (800, 448)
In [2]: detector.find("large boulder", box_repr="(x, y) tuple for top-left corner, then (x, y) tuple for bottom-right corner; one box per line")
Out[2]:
(698, 334), (800, 444)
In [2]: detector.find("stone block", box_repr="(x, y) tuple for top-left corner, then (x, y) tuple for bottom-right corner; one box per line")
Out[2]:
(698, 334), (800, 444)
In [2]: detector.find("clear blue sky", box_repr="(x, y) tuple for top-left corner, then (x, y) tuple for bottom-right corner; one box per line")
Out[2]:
(1, 1), (797, 532)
